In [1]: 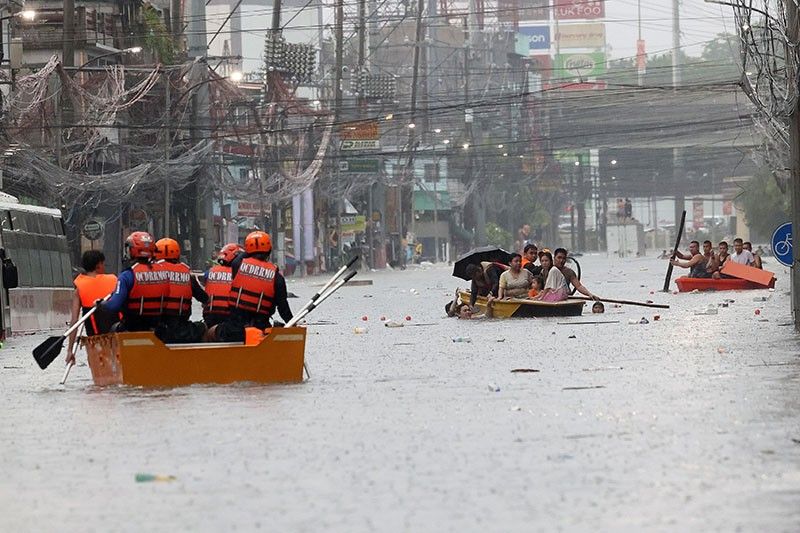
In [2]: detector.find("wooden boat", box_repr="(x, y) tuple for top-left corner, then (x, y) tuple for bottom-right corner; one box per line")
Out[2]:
(83, 328), (306, 387)
(458, 290), (584, 318)
(675, 276), (775, 292)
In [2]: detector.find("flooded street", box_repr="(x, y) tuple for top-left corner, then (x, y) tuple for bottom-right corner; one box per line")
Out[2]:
(2, 255), (800, 532)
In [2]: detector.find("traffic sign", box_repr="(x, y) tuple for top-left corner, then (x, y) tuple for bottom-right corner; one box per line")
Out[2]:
(340, 139), (380, 150)
(339, 159), (380, 173)
(771, 222), (792, 267)
(82, 219), (104, 241)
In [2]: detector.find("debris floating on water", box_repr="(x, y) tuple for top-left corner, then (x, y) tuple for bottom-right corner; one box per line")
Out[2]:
(135, 473), (176, 483)
(384, 321), (404, 328)
(353, 327), (367, 334)
(452, 337), (472, 343)
(562, 385), (606, 391)
(511, 368), (540, 373)
(487, 383), (500, 392)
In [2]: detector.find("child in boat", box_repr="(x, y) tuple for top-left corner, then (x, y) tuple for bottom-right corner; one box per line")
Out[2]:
(527, 276), (543, 298)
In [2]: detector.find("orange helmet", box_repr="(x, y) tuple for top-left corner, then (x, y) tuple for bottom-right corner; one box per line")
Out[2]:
(244, 231), (272, 254)
(125, 231), (155, 260)
(154, 238), (181, 260)
(218, 242), (243, 264)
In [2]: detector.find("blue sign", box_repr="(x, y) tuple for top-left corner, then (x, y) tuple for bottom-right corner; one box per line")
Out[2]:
(519, 25), (550, 51)
(771, 222), (792, 267)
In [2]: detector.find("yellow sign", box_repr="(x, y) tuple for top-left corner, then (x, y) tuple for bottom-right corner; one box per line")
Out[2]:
(555, 23), (606, 49)
(340, 215), (367, 234)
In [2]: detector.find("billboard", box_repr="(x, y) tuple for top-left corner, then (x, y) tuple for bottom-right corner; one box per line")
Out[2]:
(554, 0), (605, 20)
(555, 52), (606, 78)
(555, 23), (605, 49)
(519, 25), (550, 51)
(497, 0), (550, 23)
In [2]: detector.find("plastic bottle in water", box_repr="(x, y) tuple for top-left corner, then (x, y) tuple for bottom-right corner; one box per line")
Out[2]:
(452, 337), (472, 343)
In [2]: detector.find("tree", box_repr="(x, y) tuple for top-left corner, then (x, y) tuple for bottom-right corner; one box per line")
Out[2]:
(737, 167), (789, 241)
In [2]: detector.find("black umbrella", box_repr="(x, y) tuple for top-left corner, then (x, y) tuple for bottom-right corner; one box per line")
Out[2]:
(452, 246), (513, 280)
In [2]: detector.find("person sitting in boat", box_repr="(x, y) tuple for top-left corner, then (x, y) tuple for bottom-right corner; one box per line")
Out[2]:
(208, 231), (293, 343)
(553, 248), (599, 300)
(100, 231), (170, 333)
(498, 253), (533, 299)
(203, 242), (243, 328)
(66, 250), (119, 364)
(528, 276), (543, 298)
(711, 241), (731, 279)
(731, 238), (755, 266)
(670, 240), (710, 278)
(743, 242), (763, 269)
(521, 244), (541, 276)
(154, 238), (208, 343)
(464, 261), (507, 309)
(702, 240), (719, 276)
(532, 251), (565, 301)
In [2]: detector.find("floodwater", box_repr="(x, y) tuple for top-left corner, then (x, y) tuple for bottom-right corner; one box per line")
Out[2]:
(1, 255), (799, 532)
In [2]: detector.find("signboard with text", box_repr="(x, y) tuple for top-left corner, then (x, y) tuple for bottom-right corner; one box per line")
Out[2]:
(554, 0), (605, 20)
(339, 159), (381, 173)
(340, 121), (379, 140)
(555, 52), (606, 79)
(498, 0), (549, 22)
(519, 25), (550, 51)
(555, 23), (605, 49)
(340, 139), (380, 150)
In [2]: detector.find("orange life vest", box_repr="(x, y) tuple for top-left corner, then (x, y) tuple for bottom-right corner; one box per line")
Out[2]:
(158, 260), (193, 316)
(229, 257), (277, 316)
(127, 261), (169, 317)
(74, 273), (118, 335)
(204, 265), (233, 315)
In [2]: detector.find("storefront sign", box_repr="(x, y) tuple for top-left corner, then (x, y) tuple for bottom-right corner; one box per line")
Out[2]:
(554, 0), (605, 20)
(519, 25), (550, 51)
(555, 52), (606, 78)
(555, 23), (605, 48)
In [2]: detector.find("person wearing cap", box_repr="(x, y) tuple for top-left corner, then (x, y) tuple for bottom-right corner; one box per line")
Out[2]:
(209, 231), (293, 342)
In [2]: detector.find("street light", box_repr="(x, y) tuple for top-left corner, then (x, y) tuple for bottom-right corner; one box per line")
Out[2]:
(0, 10), (36, 65)
(76, 46), (143, 72)
(229, 70), (243, 82)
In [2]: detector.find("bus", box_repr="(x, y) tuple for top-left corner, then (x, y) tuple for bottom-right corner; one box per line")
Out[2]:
(0, 193), (73, 337)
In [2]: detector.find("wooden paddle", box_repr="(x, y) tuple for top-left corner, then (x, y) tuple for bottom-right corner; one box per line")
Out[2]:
(33, 306), (100, 370)
(662, 210), (687, 292)
(570, 296), (669, 309)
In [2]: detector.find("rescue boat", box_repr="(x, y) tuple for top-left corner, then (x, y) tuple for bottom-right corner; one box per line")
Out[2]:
(83, 328), (306, 387)
(675, 277), (776, 292)
(458, 290), (585, 318)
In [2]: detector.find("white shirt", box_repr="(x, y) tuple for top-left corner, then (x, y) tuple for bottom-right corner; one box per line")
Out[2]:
(731, 250), (755, 266)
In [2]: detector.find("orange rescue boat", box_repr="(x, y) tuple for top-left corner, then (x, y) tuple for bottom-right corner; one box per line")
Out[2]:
(83, 328), (306, 387)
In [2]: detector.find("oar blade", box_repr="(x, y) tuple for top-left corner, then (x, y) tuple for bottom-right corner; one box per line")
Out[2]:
(32, 335), (66, 370)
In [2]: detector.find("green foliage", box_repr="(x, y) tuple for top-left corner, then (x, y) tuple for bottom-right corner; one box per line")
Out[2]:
(143, 6), (175, 64)
(738, 168), (789, 241)
(485, 222), (513, 250)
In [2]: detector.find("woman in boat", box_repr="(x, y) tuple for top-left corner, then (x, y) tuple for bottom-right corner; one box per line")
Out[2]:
(533, 251), (570, 302)
(465, 262), (506, 308)
(498, 253), (532, 299)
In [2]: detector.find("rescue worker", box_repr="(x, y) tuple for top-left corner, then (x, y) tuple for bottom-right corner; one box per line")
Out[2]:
(66, 250), (118, 364)
(202, 242), (242, 328)
(100, 231), (169, 332)
(209, 231), (293, 342)
(153, 237), (208, 343)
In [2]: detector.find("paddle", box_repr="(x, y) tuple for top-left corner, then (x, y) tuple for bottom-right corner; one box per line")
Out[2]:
(662, 210), (687, 292)
(287, 270), (358, 328)
(59, 361), (75, 385)
(33, 306), (100, 370)
(570, 296), (669, 309)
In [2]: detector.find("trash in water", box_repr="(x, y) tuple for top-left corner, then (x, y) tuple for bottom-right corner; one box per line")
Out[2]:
(753, 296), (769, 302)
(653, 315), (661, 321)
(496, 338), (506, 342)
(353, 327), (367, 334)
(361, 315), (369, 321)
(690, 289), (701, 294)
(695, 306), (718, 316)
(628, 317), (650, 324)
(568, 334), (577, 339)
(639, 317), (649, 324)
(405, 315), (412, 321)
(755, 309), (761, 316)
(717, 347), (727, 354)
(135, 473), (176, 483)
(511, 368), (540, 373)
(452, 337), (472, 343)
(719, 302), (729, 308)
(510, 406), (522, 411)
(487, 383), (500, 392)
(384, 321), (404, 328)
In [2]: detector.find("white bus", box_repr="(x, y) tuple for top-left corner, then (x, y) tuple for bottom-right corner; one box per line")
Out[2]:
(0, 193), (73, 337)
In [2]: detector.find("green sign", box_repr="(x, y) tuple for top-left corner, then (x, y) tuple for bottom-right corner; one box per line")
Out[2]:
(340, 159), (380, 173)
(555, 52), (606, 79)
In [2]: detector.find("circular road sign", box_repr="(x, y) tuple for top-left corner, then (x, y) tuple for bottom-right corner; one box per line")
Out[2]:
(82, 219), (104, 241)
(771, 222), (792, 267)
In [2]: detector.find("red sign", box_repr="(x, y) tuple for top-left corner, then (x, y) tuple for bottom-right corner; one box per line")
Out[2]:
(529, 54), (552, 79)
(723, 200), (733, 216)
(554, 0), (605, 20)
(544, 81), (607, 91)
(636, 39), (646, 72)
(692, 199), (704, 229)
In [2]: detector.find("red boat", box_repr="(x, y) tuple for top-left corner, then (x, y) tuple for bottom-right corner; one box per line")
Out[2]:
(675, 276), (775, 292)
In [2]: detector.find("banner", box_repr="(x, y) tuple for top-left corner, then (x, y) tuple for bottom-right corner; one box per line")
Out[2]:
(554, 0), (605, 20)
(555, 52), (606, 79)
(555, 23), (605, 49)
(519, 25), (550, 51)
(693, 199), (704, 229)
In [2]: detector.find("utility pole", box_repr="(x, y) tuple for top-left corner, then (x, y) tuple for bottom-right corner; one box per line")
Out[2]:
(672, 0), (685, 238)
(427, 0), (440, 262)
(163, 71), (171, 236)
(357, 0), (373, 268)
(577, 162), (586, 251)
(63, 0), (74, 67)
(786, 1), (800, 329)
(268, 0), (285, 269)
(334, 0), (343, 264)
